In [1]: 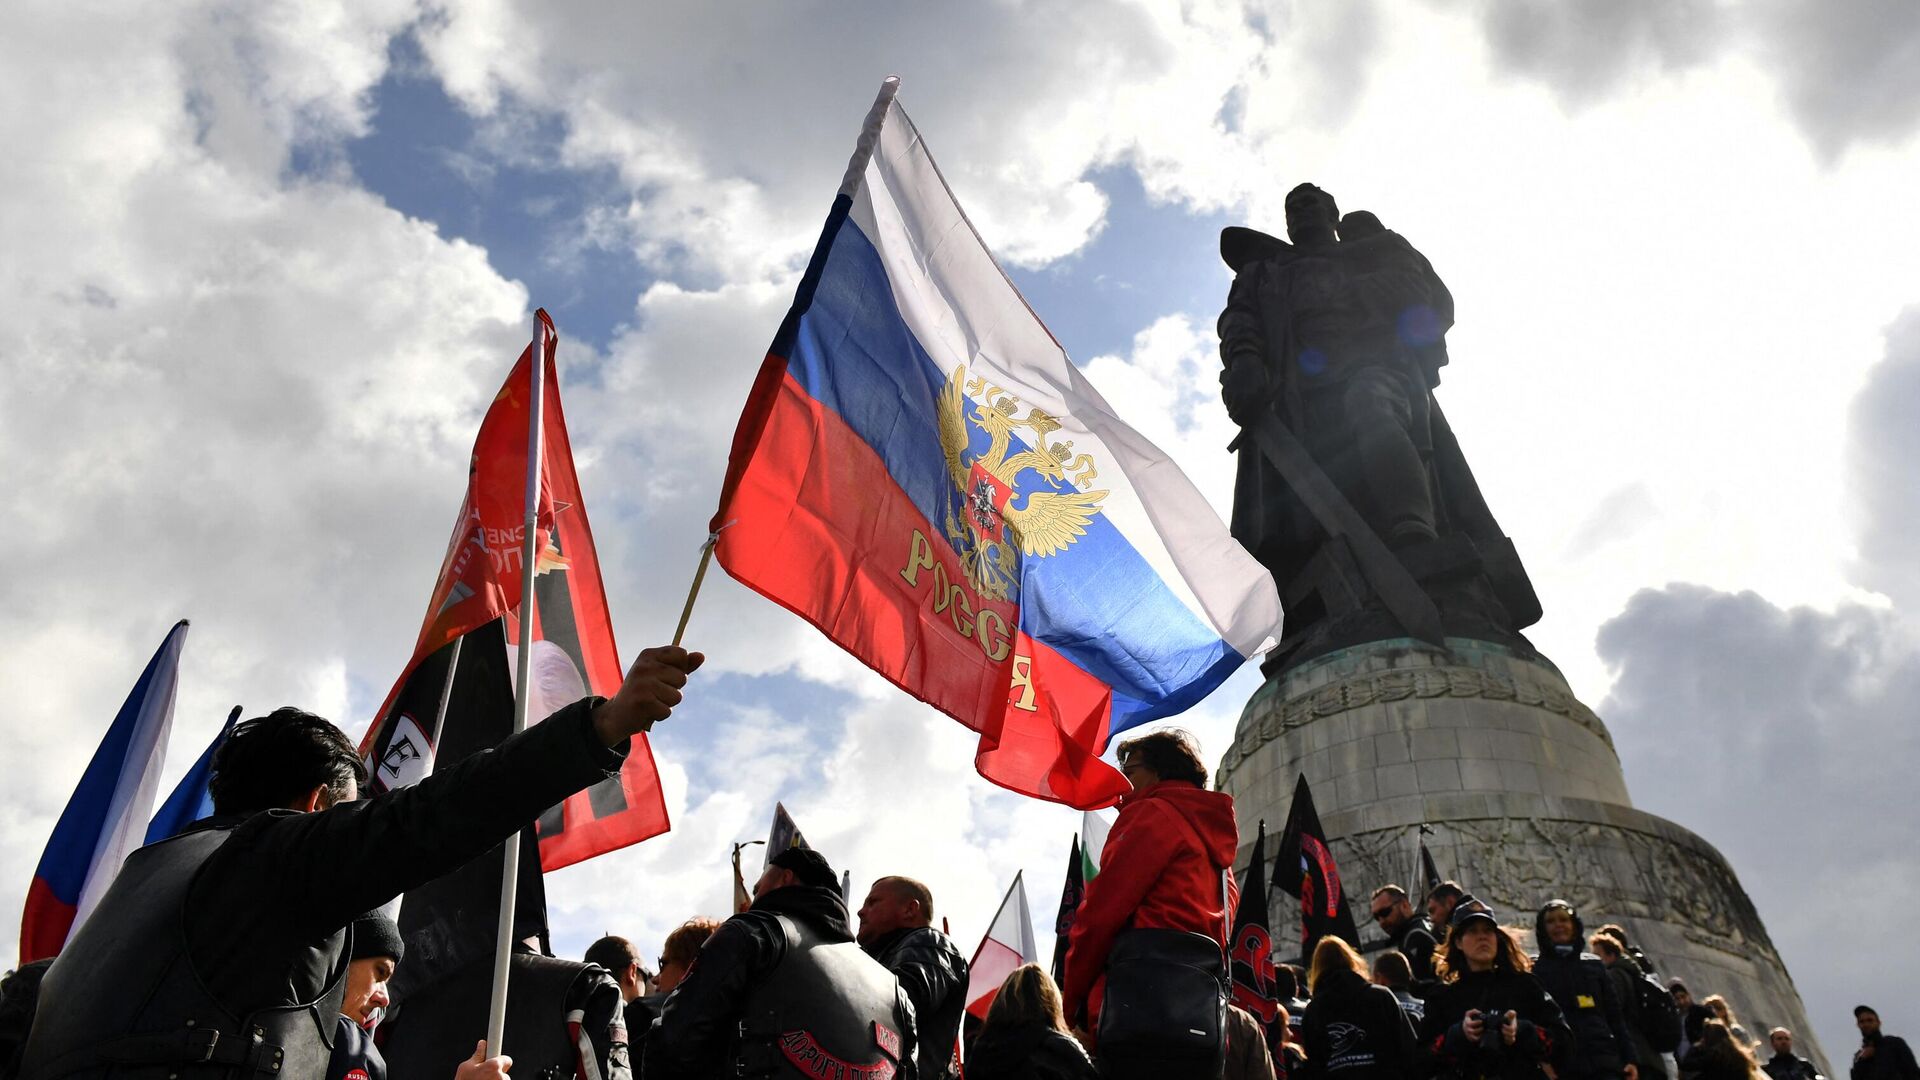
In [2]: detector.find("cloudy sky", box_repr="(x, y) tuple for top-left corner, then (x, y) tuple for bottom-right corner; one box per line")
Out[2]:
(5, 0), (1919, 1059)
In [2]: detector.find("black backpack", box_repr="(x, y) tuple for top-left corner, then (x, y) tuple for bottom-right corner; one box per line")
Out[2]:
(1629, 972), (1684, 1053)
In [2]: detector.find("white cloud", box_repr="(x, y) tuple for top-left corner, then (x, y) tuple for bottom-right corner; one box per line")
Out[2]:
(0, 0), (531, 956)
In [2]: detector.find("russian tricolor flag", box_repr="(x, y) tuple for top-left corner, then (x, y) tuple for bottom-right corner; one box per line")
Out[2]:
(20, 619), (189, 962)
(714, 79), (1280, 809)
(144, 705), (238, 845)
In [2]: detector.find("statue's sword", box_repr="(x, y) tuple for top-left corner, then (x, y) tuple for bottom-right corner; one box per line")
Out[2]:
(1235, 413), (1447, 647)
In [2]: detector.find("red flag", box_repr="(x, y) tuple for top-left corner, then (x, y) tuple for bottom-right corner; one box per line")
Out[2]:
(361, 310), (668, 870)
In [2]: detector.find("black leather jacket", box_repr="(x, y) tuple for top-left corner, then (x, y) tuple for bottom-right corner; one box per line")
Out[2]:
(645, 885), (918, 1079)
(866, 926), (968, 1079)
(21, 699), (624, 1079)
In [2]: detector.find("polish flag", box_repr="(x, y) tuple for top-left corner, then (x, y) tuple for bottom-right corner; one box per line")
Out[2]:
(965, 871), (1040, 1019)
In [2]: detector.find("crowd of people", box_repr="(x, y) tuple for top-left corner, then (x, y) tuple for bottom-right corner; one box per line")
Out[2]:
(0, 655), (1914, 1080)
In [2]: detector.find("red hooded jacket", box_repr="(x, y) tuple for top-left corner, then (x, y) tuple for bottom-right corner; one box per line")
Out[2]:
(1061, 779), (1240, 1029)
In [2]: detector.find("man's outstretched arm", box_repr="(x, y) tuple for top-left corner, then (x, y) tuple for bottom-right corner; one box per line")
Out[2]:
(265, 646), (705, 931)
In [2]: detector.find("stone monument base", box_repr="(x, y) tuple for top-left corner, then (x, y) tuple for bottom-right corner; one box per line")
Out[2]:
(1217, 637), (1825, 1070)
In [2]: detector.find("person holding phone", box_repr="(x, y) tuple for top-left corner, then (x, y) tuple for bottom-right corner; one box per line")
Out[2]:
(1418, 907), (1571, 1080)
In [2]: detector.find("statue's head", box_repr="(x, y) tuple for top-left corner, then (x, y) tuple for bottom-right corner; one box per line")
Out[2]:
(1285, 183), (1339, 245)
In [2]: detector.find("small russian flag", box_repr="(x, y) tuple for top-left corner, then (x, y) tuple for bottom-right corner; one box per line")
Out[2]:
(19, 620), (189, 962)
(145, 705), (239, 845)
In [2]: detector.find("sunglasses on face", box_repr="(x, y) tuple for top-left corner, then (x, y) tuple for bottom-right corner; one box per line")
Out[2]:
(1370, 907), (1394, 921)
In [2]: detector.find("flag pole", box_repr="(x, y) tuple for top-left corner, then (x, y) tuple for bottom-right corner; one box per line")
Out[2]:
(485, 313), (550, 1053)
(426, 635), (465, 755)
(671, 521), (731, 648)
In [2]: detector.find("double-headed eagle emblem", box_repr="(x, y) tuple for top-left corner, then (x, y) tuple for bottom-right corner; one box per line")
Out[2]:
(935, 365), (1108, 601)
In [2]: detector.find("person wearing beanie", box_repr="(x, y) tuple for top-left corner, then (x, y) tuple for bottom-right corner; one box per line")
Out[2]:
(645, 845), (919, 1079)
(326, 909), (404, 1080)
(1530, 900), (1636, 1080)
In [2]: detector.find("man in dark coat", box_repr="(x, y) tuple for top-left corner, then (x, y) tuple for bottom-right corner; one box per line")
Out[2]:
(584, 934), (654, 1052)
(1531, 900), (1636, 1080)
(1590, 933), (1670, 1080)
(1764, 1028), (1824, 1080)
(1852, 1007), (1920, 1080)
(858, 876), (968, 1079)
(645, 847), (918, 1079)
(20, 645), (703, 1079)
(1370, 885), (1440, 990)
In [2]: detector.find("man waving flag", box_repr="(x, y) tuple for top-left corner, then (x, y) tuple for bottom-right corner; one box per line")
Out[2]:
(712, 78), (1280, 809)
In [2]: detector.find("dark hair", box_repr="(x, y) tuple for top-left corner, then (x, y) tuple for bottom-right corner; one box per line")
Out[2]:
(1373, 949), (1414, 989)
(1426, 880), (1464, 905)
(210, 707), (367, 815)
(1274, 963), (1302, 1000)
(1856, 1006), (1879, 1019)
(662, 917), (721, 968)
(584, 935), (641, 976)
(1115, 729), (1208, 787)
(769, 846), (839, 891)
(1, 958), (56, 1067)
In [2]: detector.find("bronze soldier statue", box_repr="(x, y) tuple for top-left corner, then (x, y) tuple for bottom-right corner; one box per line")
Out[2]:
(1217, 184), (1540, 672)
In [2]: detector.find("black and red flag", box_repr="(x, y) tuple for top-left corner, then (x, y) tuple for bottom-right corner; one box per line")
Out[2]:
(1049, 833), (1085, 987)
(1230, 819), (1280, 1046)
(1272, 775), (1360, 956)
(359, 309), (668, 870)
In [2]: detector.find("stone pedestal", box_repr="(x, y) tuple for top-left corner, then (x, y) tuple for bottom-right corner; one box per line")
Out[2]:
(1216, 637), (1826, 1070)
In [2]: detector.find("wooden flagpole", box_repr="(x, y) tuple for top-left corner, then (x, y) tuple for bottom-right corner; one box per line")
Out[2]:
(484, 314), (549, 1053)
(671, 529), (723, 648)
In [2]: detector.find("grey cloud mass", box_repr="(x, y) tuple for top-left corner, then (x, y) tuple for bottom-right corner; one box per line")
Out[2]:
(1847, 307), (1920, 610)
(1595, 308), (1920, 1060)
(1596, 586), (1919, 1066)
(1453, 0), (1920, 159)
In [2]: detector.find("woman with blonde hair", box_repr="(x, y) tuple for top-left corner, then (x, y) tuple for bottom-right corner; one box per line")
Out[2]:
(1703, 995), (1757, 1050)
(1297, 935), (1415, 1080)
(1683, 1019), (1766, 1080)
(967, 964), (1098, 1080)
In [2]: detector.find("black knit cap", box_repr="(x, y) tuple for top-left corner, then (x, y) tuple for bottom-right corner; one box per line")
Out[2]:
(769, 847), (839, 891)
(351, 910), (405, 963)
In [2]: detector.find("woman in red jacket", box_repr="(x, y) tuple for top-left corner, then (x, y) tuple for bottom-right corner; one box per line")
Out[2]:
(1060, 728), (1240, 1036)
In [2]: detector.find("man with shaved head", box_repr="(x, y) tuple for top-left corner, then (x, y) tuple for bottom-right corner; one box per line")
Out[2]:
(859, 876), (968, 1079)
